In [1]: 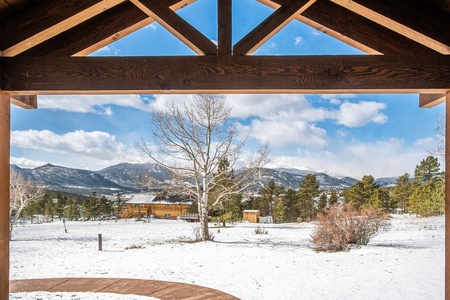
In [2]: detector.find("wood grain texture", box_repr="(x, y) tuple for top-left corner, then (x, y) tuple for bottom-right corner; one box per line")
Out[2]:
(234, 0), (315, 55)
(2, 55), (449, 94)
(0, 92), (10, 300)
(0, 0), (125, 56)
(130, 0), (216, 55)
(10, 94), (37, 108)
(332, 0), (450, 54)
(259, 0), (439, 55)
(218, 0), (232, 56)
(419, 93), (446, 108)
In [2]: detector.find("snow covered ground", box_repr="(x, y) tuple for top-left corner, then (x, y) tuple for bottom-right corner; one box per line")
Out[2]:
(10, 214), (444, 300)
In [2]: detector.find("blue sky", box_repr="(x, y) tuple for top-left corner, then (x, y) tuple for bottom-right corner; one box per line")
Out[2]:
(9, 0), (445, 179)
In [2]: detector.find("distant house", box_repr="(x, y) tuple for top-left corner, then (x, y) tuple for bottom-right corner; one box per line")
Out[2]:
(243, 210), (259, 223)
(121, 193), (191, 220)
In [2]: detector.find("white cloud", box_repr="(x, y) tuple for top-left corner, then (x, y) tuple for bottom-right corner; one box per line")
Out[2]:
(255, 42), (278, 54)
(92, 45), (121, 55)
(294, 36), (303, 46)
(334, 101), (388, 127)
(38, 95), (154, 114)
(11, 130), (127, 159)
(250, 119), (328, 148)
(270, 138), (428, 178)
(415, 137), (434, 147)
(10, 157), (46, 169)
(11, 129), (149, 170)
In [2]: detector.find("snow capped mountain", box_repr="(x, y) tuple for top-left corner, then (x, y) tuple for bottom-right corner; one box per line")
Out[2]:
(97, 162), (172, 189)
(11, 163), (132, 195)
(10, 162), (396, 196)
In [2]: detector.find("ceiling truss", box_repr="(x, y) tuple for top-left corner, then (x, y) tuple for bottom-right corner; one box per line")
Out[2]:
(0, 0), (448, 109)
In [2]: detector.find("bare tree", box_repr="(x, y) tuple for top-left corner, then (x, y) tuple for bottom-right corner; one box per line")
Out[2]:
(10, 171), (45, 239)
(138, 95), (270, 240)
(430, 114), (445, 160)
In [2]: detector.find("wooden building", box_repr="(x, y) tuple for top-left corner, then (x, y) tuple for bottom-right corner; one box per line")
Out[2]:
(0, 0), (449, 299)
(243, 210), (260, 223)
(121, 193), (191, 220)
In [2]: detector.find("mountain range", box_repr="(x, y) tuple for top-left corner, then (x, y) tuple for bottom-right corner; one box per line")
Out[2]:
(10, 162), (398, 196)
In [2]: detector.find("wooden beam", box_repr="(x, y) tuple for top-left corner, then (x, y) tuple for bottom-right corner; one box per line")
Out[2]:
(74, 0), (195, 56)
(1, 55), (449, 94)
(259, 0), (440, 55)
(0, 0), (125, 57)
(445, 92), (450, 300)
(419, 94), (446, 108)
(332, 0), (450, 54)
(234, 0), (316, 55)
(10, 95), (37, 109)
(218, 0), (232, 56)
(0, 92), (10, 300)
(18, 1), (195, 57)
(130, 0), (217, 55)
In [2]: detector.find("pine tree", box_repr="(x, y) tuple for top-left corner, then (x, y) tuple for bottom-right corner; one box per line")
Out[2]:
(297, 174), (320, 221)
(409, 156), (444, 217)
(328, 190), (339, 206)
(318, 192), (328, 212)
(391, 173), (412, 213)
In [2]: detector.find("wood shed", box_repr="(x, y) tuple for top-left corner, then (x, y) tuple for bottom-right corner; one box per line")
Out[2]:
(243, 210), (260, 223)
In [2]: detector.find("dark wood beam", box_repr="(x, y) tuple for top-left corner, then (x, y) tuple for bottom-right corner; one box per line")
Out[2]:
(10, 95), (37, 109)
(234, 0), (315, 55)
(0, 0), (125, 56)
(0, 92), (10, 300)
(1, 55), (449, 94)
(218, 0), (232, 56)
(259, 0), (440, 55)
(419, 93), (446, 108)
(332, 0), (450, 54)
(130, 0), (217, 55)
(20, 0), (194, 57)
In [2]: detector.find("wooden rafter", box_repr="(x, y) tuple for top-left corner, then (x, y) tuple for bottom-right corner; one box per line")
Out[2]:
(2, 55), (449, 94)
(0, 0), (125, 57)
(419, 93), (447, 108)
(19, 0), (195, 57)
(259, 0), (440, 55)
(332, 0), (450, 54)
(10, 95), (37, 109)
(218, 0), (232, 56)
(234, 0), (316, 55)
(130, 0), (217, 55)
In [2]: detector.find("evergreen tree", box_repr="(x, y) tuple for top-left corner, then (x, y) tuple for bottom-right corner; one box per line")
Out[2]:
(328, 190), (339, 206)
(258, 179), (283, 217)
(318, 192), (328, 212)
(414, 156), (441, 184)
(283, 189), (299, 222)
(297, 174), (320, 221)
(409, 156), (444, 217)
(391, 173), (412, 213)
(344, 175), (393, 212)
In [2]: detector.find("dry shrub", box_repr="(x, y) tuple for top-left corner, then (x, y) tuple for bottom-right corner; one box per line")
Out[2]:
(254, 225), (268, 235)
(125, 244), (145, 250)
(311, 204), (389, 252)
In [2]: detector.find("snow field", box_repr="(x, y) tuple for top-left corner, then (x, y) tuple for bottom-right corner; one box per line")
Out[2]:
(10, 215), (444, 300)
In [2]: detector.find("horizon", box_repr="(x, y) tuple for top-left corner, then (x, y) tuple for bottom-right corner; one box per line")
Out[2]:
(9, 0), (444, 179)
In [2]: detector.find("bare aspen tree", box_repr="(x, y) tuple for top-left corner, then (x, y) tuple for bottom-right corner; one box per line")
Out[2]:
(10, 171), (45, 239)
(139, 95), (270, 240)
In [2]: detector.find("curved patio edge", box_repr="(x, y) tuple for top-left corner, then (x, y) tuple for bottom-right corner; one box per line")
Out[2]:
(10, 278), (239, 300)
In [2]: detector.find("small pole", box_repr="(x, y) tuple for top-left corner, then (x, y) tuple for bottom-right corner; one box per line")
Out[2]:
(98, 234), (102, 251)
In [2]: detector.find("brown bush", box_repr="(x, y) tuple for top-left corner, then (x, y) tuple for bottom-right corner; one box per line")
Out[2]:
(311, 204), (389, 252)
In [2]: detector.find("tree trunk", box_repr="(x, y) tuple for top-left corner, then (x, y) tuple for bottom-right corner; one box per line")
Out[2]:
(200, 209), (209, 241)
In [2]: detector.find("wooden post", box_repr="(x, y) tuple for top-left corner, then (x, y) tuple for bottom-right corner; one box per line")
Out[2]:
(98, 234), (102, 251)
(0, 93), (11, 299)
(446, 92), (450, 300)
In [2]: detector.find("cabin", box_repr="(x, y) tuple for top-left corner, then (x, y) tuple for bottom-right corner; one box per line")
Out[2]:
(121, 193), (191, 220)
(243, 210), (260, 223)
